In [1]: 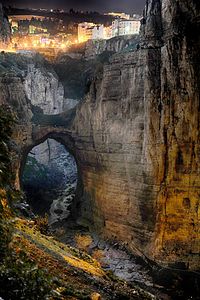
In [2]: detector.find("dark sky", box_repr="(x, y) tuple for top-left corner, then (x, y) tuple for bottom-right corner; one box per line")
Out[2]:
(1, 0), (146, 14)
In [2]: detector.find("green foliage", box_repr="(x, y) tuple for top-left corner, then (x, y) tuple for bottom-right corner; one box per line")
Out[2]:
(34, 214), (49, 235)
(0, 215), (13, 261)
(0, 251), (52, 300)
(22, 156), (47, 183)
(0, 107), (53, 300)
(0, 203), (52, 300)
(0, 105), (15, 187)
(0, 106), (15, 261)
(61, 284), (91, 300)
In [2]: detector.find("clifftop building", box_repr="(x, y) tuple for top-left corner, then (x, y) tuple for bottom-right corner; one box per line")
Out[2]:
(78, 22), (95, 43)
(78, 13), (141, 43)
(105, 12), (130, 20)
(112, 18), (141, 37)
(92, 25), (112, 40)
(78, 22), (112, 42)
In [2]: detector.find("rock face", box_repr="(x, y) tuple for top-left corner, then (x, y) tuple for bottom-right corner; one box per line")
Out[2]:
(0, 4), (11, 46)
(24, 64), (64, 115)
(73, 49), (155, 257)
(142, 0), (200, 269)
(8, 55), (77, 224)
(72, 0), (200, 270)
(0, 0), (199, 271)
(85, 35), (140, 60)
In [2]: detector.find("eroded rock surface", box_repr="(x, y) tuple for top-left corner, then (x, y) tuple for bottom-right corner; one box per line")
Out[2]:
(0, 0), (199, 272)
(85, 35), (140, 60)
(72, 0), (200, 270)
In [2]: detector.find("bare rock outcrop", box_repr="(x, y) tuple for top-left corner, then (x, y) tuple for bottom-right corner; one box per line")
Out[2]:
(24, 64), (64, 115)
(72, 0), (200, 270)
(85, 35), (140, 60)
(0, 0), (199, 271)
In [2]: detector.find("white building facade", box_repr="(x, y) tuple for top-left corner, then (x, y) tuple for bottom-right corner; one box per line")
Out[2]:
(92, 25), (112, 40)
(92, 25), (104, 40)
(112, 18), (141, 37)
(78, 16), (140, 43)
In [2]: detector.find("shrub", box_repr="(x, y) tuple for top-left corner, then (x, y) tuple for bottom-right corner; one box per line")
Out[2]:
(0, 107), (52, 300)
(0, 251), (52, 300)
(0, 212), (12, 261)
(0, 105), (15, 187)
(0, 106), (15, 261)
(34, 214), (49, 235)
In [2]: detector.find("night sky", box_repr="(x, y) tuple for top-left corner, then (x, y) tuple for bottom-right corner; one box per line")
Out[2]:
(1, 0), (146, 14)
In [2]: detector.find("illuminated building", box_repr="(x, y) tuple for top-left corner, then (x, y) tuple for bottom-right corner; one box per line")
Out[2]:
(112, 18), (141, 37)
(9, 19), (19, 33)
(104, 26), (112, 39)
(105, 12), (130, 20)
(92, 25), (104, 40)
(79, 23), (112, 42)
(29, 25), (48, 34)
(78, 22), (95, 43)
(9, 15), (46, 21)
(92, 25), (112, 40)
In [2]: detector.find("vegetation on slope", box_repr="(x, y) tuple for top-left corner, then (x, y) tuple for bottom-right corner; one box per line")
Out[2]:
(0, 106), (15, 187)
(0, 107), (53, 300)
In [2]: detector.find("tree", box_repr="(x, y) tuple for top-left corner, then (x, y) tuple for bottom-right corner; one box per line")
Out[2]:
(69, 8), (75, 14)
(0, 106), (15, 187)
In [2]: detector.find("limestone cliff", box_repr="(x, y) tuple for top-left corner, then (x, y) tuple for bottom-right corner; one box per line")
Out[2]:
(0, 53), (78, 224)
(0, 53), (66, 189)
(85, 35), (140, 60)
(73, 48), (155, 259)
(140, 0), (200, 269)
(72, 0), (200, 270)
(0, 0), (199, 272)
(24, 64), (64, 115)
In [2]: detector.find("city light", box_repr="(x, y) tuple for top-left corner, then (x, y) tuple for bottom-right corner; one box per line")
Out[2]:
(1, 11), (141, 59)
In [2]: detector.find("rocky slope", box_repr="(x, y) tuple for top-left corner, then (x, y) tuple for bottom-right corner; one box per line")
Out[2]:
(0, 0), (199, 274)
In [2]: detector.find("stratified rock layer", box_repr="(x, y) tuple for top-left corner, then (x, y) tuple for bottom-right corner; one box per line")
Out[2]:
(72, 0), (200, 269)
(0, 0), (199, 270)
(85, 35), (140, 60)
(142, 0), (200, 269)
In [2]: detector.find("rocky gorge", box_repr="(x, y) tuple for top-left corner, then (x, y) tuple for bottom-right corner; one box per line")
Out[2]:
(72, 0), (200, 271)
(0, 0), (200, 298)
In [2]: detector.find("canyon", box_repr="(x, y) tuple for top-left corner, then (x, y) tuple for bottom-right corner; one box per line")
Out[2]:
(0, 0), (199, 283)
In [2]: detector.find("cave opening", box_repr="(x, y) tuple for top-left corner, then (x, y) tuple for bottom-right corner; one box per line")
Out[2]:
(21, 138), (78, 226)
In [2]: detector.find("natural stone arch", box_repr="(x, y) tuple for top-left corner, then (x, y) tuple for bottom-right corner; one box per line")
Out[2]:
(19, 130), (83, 222)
